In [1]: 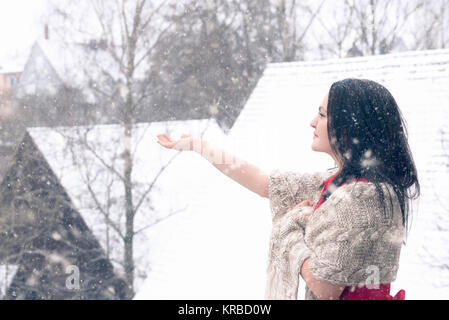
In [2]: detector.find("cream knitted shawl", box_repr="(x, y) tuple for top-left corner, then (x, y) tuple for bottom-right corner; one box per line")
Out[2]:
(265, 168), (405, 300)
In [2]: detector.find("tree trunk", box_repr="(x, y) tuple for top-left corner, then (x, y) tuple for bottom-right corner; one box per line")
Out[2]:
(123, 101), (135, 299)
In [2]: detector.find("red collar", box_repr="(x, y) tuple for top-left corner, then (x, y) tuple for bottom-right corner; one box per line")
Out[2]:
(323, 173), (339, 189)
(315, 173), (368, 210)
(323, 173), (368, 188)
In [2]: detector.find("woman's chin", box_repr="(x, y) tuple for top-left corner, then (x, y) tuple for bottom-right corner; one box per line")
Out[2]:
(311, 145), (323, 153)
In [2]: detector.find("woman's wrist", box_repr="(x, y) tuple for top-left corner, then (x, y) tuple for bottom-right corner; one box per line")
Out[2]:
(182, 136), (205, 154)
(198, 140), (225, 164)
(191, 138), (209, 154)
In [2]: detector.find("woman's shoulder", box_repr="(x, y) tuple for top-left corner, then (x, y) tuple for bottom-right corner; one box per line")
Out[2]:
(268, 168), (335, 198)
(269, 166), (338, 185)
(321, 180), (402, 228)
(268, 167), (338, 218)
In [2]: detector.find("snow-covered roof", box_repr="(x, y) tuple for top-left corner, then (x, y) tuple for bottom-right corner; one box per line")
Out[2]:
(0, 53), (26, 75)
(27, 118), (270, 298)
(225, 48), (449, 299)
(0, 67), (22, 75)
(16, 39), (124, 102)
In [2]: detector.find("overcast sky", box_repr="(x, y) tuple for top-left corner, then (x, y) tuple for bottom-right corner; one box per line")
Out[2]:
(0, 0), (48, 68)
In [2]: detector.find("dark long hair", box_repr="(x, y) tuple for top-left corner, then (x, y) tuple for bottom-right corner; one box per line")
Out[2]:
(321, 79), (420, 240)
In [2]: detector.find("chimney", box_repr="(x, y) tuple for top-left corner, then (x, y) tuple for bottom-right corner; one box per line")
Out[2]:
(44, 24), (49, 40)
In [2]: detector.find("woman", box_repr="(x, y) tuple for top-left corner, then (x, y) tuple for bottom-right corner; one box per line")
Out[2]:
(157, 78), (420, 300)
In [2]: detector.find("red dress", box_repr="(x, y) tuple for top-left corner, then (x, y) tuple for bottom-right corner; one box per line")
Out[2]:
(313, 173), (405, 300)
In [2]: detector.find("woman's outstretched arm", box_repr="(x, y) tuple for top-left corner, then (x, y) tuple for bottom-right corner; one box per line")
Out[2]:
(157, 134), (269, 198)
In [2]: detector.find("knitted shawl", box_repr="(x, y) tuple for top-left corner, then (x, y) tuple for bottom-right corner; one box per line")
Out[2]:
(265, 168), (405, 300)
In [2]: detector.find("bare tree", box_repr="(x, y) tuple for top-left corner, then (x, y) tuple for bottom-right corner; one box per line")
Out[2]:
(313, 2), (357, 58)
(408, 0), (449, 50)
(272, 0), (326, 61)
(313, 0), (424, 58)
(55, 124), (189, 296)
(150, 0), (325, 131)
(352, 0), (424, 55)
(46, 0), (182, 298)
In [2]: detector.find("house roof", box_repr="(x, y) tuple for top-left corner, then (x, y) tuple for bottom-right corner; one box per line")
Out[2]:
(228, 48), (449, 170)
(224, 48), (449, 299)
(0, 68), (22, 75)
(0, 131), (124, 299)
(0, 53), (26, 75)
(26, 118), (268, 298)
(16, 39), (125, 102)
(16, 38), (154, 103)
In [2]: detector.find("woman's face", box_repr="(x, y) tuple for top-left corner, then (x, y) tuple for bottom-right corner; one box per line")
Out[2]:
(310, 93), (340, 165)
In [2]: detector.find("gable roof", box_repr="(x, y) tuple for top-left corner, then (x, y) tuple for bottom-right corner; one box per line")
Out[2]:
(226, 48), (449, 299)
(25, 118), (265, 298)
(16, 40), (123, 103)
(15, 41), (63, 97)
(0, 132), (124, 299)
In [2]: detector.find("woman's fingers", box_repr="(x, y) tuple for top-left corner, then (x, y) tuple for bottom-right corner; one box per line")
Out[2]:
(306, 200), (315, 207)
(289, 200), (317, 224)
(304, 200), (315, 206)
(156, 133), (194, 151)
(157, 134), (175, 148)
(158, 134), (173, 142)
(294, 200), (316, 209)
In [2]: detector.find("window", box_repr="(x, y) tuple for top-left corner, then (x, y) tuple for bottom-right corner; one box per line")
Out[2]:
(7, 75), (18, 88)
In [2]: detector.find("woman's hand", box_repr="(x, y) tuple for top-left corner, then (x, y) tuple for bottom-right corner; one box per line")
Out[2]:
(293, 200), (316, 223)
(293, 200), (315, 209)
(156, 134), (203, 152)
